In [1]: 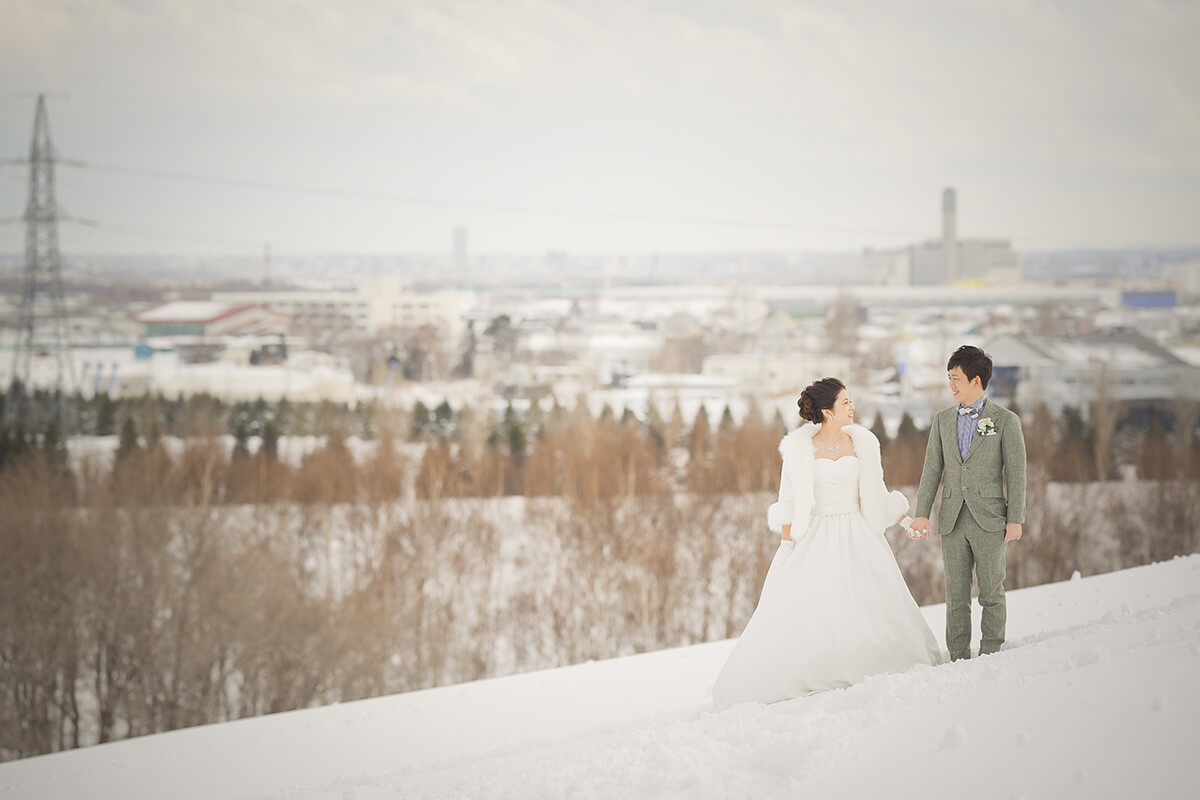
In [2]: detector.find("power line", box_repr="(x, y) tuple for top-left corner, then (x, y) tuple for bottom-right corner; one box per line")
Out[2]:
(59, 158), (929, 239)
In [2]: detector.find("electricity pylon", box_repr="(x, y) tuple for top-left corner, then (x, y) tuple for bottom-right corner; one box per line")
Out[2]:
(6, 94), (76, 427)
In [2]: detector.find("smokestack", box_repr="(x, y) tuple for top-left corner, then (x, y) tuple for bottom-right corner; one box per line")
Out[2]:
(942, 187), (957, 284)
(453, 226), (468, 273)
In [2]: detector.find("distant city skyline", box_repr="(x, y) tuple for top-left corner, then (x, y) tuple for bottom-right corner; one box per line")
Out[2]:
(1, 1), (1197, 257)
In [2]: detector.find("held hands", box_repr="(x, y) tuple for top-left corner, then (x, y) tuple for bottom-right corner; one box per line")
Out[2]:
(903, 517), (1020, 541)
(908, 516), (932, 540)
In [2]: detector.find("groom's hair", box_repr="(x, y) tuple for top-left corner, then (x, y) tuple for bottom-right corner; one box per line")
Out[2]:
(947, 345), (992, 390)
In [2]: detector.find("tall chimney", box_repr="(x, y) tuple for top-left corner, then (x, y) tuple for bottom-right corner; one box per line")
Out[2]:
(942, 187), (957, 284)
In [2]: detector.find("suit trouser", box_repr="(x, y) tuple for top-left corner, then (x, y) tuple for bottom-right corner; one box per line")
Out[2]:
(940, 507), (1007, 660)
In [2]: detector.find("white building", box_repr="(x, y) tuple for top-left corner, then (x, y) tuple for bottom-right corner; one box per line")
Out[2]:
(136, 301), (292, 337)
(702, 353), (852, 393)
(988, 331), (1200, 418)
(213, 277), (472, 340)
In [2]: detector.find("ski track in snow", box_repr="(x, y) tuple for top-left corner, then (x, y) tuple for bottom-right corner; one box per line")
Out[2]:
(1, 555), (1198, 800)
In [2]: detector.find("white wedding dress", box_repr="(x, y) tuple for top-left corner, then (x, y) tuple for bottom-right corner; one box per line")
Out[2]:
(712, 455), (941, 710)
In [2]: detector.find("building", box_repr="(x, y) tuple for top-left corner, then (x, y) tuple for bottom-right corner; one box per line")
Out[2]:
(701, 353), (852, 392)
(136, 302), (292, 338)
(988, 330), (1200, 420)
(909, 188), (1023, 286)
(213, 277), (472, 340)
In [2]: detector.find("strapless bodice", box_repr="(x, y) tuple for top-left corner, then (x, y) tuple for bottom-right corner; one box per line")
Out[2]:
(812, 456), (861, 515)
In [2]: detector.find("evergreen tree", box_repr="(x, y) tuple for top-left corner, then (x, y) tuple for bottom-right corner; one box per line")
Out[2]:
(667, 400), (686, 446)
(40, 417), (69, 473)
(504, 403), (527, 467)
(896, 411), (919, 440)
(688, 405), (712, 457)
(260, 418), (280, 461)
(0, 421), (31, 470)
(743, 395), (764, 427)
(434, 399), (454, 438)
(1061, 406), (1088, 442)
(454, 320), (476, 378)
(275, 396), (293, 435)
(870, 411), (889, 447)
(772, 408), (789, 438)
(95, 394), (118, 436)
(232, 418), (251, 459)
(117, 416), (140, 460)
(357, 399), (377, 440)
(411, 400), (431, 440)
(718, 404), (735, 432)
(546, 397), (567, 435)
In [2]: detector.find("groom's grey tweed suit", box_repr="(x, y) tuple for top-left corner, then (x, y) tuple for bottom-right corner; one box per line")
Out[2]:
(915, 398), (1027, 661)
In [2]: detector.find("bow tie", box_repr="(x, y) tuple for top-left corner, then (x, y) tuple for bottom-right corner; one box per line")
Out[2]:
(958, 404), (981, 419)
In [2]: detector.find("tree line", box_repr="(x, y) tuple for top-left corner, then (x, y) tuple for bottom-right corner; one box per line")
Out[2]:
(1, 385), (1197, 760)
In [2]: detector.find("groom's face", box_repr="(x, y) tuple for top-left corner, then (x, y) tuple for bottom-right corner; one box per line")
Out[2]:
(948, 367), (983, 404)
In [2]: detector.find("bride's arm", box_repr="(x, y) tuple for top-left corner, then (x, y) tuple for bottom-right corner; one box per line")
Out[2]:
(767, 461), (794, 540)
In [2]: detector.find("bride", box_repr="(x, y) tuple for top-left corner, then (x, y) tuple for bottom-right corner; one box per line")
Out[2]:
(712, 377), (941, 710)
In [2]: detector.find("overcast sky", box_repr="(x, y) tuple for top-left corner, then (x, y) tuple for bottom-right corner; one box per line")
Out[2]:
(1, 0), (1197, 257)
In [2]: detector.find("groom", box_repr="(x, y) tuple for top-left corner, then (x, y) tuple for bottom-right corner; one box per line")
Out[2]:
(909, 345), (1027, 661)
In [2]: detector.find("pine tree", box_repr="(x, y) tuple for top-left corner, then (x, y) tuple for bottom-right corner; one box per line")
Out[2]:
(232, 418), (251, 459)
(117, 416), (140, 460)
(411, 400), (431, 440)
(743, 395), (764, 427)
(260, 418), (280, 461)
(667, 399), (685, 447)
(434, 399), (454, 438)
(275, 396), (293, 435)
(718, 404), (735, 432)
(689, 405), (712, 457)
(504, 403), (526, 467)
(870, 411), (889, 447)
(40, 417), (69, 473)
(95, 394), (117, 436)
(773, 409), (789, 438)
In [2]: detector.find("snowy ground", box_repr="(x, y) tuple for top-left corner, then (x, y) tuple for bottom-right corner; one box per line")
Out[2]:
(2, 555), (1198, 800)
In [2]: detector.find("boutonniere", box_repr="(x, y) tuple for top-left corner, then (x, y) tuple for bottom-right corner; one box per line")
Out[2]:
(977, 417), (997, 436)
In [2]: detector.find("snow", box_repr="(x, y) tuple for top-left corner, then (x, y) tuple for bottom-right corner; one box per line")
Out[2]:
(136, 301), (244, 323)
(2, 555), (1198, 799)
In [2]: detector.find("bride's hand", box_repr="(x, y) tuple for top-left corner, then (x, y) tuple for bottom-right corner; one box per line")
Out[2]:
(781, 523), (792, 543)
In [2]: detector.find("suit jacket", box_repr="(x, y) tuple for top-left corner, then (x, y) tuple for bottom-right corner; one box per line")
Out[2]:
(914, 398), (1027, 534)
(767, 422), (910, 537)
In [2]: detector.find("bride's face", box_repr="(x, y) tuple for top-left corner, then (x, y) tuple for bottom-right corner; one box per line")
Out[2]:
(823, 389), (855, 427)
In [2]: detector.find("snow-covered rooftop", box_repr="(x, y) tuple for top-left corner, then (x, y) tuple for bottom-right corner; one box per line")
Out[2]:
(136, 301), (251, 324)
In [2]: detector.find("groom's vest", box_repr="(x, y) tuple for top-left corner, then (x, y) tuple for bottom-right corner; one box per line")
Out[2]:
(915, 399), (1027, 534)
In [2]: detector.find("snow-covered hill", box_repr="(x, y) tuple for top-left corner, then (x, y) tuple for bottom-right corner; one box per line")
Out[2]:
(2, 555), (1198, 800)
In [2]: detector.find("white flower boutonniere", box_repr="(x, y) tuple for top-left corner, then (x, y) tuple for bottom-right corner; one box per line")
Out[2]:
(977, 417), (997, 436)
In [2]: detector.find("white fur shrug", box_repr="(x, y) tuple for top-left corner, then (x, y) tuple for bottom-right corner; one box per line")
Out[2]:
(766, 422), (910, 536)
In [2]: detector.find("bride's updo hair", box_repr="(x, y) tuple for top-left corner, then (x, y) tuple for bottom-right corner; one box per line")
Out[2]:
(797, 377), (846, 425)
